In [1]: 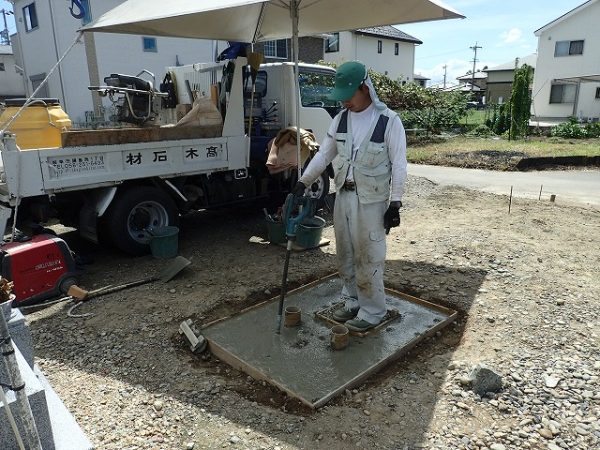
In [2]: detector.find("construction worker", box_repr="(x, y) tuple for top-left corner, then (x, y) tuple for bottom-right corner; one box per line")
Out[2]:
(293, 61), (407, 332)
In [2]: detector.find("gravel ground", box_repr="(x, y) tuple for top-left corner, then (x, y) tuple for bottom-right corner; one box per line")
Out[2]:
(23, 175), (600, 450)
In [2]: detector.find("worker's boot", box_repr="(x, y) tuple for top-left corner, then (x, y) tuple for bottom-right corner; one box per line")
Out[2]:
(345, 318), (378, 332)
(333, 306), (359, 322)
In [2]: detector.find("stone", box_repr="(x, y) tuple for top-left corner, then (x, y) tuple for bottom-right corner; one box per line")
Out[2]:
(538, 428), (553, 439)
(544, 375), (560, 388)
(468, 364), (503, 396)
(490, 444), (506, 450)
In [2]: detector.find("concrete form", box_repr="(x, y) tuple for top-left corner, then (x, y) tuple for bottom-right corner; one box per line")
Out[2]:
(202, 274), (456, 408)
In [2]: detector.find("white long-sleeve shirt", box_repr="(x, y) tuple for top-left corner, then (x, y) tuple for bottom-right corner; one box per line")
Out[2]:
(300, 104), (407, 202)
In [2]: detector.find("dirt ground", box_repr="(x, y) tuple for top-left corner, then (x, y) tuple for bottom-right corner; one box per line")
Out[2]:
(25, 175), (599, 449)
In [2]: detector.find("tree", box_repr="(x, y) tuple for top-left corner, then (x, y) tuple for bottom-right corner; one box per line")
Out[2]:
(509, 64), (533, 139)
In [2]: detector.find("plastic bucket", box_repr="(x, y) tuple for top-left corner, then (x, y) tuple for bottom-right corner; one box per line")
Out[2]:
(296, 216), (325, 249)
(266, 220), (287, 244)
(149, 226), (179, 258)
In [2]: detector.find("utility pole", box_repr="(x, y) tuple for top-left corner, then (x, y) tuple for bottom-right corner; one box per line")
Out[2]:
(1, 8), (14, 45)
(442, 64), (447, 88)
(469, 42), (482, 92)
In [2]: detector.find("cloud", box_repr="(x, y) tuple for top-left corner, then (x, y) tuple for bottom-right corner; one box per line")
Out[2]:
(500, 28), (523, 45)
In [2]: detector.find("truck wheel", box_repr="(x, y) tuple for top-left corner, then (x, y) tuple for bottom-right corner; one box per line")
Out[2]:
(304, 171), (330, 206)
(104, 186), (179, 255)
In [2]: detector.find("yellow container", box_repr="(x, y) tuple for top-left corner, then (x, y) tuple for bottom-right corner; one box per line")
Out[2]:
(0, 99), (72, 149)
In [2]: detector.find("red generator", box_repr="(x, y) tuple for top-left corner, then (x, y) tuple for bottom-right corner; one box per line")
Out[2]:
(0, 234), (81, 306)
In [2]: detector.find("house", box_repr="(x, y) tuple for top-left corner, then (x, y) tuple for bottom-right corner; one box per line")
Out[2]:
(484, 53), (537, 105)
(455, 71), (487, 102)
(323, 26), (422, 82)
(253, 37), (324, 64)
(531, 0), (600, 125)
(413, 74), (430, 88)
(0, 44), (26, 101)
(10, 0), (220, 126)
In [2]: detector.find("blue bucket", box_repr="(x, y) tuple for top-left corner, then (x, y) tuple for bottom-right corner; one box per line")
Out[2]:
(296, 216), (325, 249)
(149, 226), (179, 258)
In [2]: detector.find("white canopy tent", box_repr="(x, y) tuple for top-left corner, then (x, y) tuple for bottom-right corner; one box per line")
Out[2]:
(82, 0), (464, 173)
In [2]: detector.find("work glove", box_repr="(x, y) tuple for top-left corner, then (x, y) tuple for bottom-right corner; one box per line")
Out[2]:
(384, 202), (402, 234)
(291, 181), (306, 197)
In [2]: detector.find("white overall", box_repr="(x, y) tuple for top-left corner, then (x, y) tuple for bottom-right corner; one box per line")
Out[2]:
(335, 111), (389, 324)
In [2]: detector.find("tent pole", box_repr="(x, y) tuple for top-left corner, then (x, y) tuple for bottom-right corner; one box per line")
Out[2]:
(291, 0), (302, 178)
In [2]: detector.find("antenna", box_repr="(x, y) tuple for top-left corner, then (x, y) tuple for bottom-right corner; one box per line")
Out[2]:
(1, 8), (14, 45)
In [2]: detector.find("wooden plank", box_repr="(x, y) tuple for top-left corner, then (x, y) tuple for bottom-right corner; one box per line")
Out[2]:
(61, 125), (223, 147)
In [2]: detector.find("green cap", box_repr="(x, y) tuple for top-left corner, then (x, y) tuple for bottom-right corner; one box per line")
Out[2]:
(328, 61), (367, 101)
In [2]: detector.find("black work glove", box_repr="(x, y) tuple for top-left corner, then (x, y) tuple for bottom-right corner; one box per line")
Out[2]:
(291, 181), (306, 197)
(384, 202), (402, 234)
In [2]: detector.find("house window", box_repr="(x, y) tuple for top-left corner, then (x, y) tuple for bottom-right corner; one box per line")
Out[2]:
(596, 87), (600, 99)
(325, 33), (339, 53)
(377, 40), (382, 54)
(554, 40), (584, 57)
(549, 83), (577, 104)
(80, 0), (92, 26)
(394, 43), (399, 56)
(23, 3), (38, 31)
(264, 39), (288, 59)
(29, 73), (49, 97)
(0, 63), (5, 71)
(142, 37), (157, 52)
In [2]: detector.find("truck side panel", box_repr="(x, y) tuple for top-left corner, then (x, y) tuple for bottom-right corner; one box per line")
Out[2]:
(9, 135), (248, 195)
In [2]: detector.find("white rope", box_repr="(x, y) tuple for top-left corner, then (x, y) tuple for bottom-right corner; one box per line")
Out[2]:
(1, 31), (83, 242)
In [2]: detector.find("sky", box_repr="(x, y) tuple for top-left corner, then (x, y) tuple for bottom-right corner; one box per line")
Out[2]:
(0, 0), (589, 85)
(399, 0), (587, 86)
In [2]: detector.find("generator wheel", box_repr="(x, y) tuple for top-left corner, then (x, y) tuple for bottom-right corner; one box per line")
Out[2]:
(104, 186), (179, 255)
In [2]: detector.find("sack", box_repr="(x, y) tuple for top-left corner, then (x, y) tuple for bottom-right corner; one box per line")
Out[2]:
(265, 127), (319, 174)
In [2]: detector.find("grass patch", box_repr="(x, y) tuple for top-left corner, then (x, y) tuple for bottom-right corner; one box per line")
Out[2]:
(407, 135), (600, 170)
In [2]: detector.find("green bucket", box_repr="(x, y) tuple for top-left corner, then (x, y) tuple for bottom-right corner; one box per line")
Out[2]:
(149, 226), (179, 258)
(266, 220), (287, 244)
(296, 216), (326, 249)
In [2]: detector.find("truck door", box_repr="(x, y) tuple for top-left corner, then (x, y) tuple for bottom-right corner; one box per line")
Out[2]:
(298, 68), (341, 144)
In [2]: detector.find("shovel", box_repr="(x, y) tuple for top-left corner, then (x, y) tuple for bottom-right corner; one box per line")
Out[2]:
(69, 256), (191, 302)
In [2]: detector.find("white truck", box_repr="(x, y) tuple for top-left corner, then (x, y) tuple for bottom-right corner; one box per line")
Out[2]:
(0, 57), (339, 254)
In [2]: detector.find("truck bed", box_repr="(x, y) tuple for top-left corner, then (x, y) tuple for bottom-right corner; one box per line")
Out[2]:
(61, 124), (223, 147)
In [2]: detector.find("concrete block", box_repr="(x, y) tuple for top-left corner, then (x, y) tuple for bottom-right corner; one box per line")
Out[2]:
(0, 345), (54, 450)
(8, 307), (34, 367)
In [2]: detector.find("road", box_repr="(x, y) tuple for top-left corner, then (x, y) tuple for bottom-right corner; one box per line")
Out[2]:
(408, 164), (600, 207)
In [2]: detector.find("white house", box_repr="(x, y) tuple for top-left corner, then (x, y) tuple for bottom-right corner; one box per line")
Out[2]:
(10, 0), (220, 126)
(0, 44), (25, 100)
(531, 0), (600, 124)
(322, 26), (422, 83)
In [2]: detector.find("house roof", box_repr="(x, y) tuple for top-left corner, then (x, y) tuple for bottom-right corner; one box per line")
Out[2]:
(354, 26), (422, 44)
(457, 71), (487, 81)
(485, 53), (537, 72)
(535, 0), (598, 35)
(413, 74), (430, 81)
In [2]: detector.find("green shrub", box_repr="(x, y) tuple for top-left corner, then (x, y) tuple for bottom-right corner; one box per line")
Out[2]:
(551, 122), (587, 139)
(467, 124), (494, 137)
(584, 122), (600, 138)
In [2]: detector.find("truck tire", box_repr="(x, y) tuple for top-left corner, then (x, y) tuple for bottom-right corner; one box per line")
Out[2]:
(304, 171), (330, 207)
(104, 186), (179, 255)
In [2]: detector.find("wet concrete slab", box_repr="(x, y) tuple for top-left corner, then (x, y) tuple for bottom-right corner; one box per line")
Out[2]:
(202, 275), (457, 408)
